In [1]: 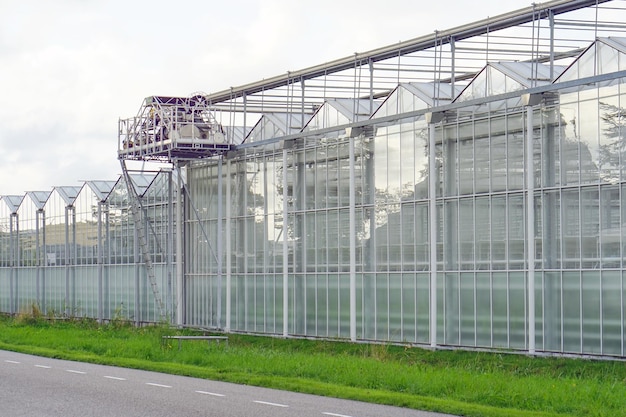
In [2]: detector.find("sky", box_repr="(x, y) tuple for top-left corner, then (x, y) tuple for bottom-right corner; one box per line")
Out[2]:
(0, 0), (532, 196)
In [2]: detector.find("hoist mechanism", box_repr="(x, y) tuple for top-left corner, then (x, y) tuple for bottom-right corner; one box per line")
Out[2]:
(118, 93), (232, 162)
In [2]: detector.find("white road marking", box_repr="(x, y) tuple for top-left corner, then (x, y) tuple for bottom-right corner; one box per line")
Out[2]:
(195, 390), (225, 397)
(34, 365), (51, 369)
(4, 360), (20, 364)
(146, 382), (172, 388)
(103, 376), (126, 381)
(66, 369), (86, 374)
(322, 413), (353, 417)
(254, 400), (289, 408)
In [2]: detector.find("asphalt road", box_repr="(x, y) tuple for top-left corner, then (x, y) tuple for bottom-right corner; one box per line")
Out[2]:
(0, 350), (455, 417)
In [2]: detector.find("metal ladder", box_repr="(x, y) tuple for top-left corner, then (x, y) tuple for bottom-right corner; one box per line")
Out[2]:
(120, 161), (166, 321)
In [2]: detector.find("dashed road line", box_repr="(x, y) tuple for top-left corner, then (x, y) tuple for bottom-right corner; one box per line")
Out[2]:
(66, 369), (87, 374)
(103, 376), (126, 381)
(322, 413), (354, 417)
(195, 390), (225, 397)
(4, 360), (20, 364)
(254, 400), (289, 408)
(146, 382), (172, 388)
(34, 365), (51, 369)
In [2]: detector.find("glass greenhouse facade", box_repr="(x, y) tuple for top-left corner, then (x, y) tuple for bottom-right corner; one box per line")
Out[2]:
(3, 0), (626, 358)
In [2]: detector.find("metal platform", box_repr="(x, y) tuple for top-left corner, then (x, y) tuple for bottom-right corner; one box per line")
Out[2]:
(118, 95), (233, 161)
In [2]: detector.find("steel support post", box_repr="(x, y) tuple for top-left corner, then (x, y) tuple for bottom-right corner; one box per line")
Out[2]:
(526, 105), (536, 354)
(282, 147), (289, 337)
(98, 202), (103, 323)
(349, 136), (357, 341)
(217, 157), (223, 328)
(176, 163), (184, 326)
(225, 159), (232, 331)
(428, 121), (438, 348)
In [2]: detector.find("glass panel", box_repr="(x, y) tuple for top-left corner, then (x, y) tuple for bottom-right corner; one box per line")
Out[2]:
(492, 272), (508, 348)
(376, 273), (389, 339)
(581, 188), (600, 268)
(474, 131), (490, 194)
(507, 113), (525, 191)
(444, 272), (459, 345)
(444, 199), (458, 271)
(601, 271), (622, 355)
(416, 273), (430, 344)
(579, 98), (600, 184)
(582, 271), (601, 354)
(542, 191), (560, 269)
(562, 189), (581, 269)
(508, 194), (525, 269)
(509, 272), (526, 349)
(600, 186), (621, 268)
(459, 198), (474, 270)
(475, 273), (491, 347)
(460, 273), (475, 346)
(491, 196), (507, 270)
(458, 123), (474, 195)
(563, 272), (582, 353)
(401, 273), (416, 342)
(597, 41), (619, 75)
(559, 98), (581, 186)
(389, 273), (402, 341)
(599, 94), (621, 183)
(490, 133), (507, 192)
(475, 197), (490, 270)
(544, 272), (562, 352)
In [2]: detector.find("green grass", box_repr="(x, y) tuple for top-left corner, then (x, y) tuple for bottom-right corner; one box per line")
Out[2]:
(0, 314), (625, 417)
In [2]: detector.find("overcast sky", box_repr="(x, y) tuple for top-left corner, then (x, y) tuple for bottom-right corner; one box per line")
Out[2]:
(0, 0), (532, 196)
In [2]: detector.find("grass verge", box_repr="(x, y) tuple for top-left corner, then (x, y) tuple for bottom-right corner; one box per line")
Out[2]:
(0, 314), (624, 417)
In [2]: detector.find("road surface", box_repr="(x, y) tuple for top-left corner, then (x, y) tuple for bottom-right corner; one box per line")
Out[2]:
(0, 350), (456, 417)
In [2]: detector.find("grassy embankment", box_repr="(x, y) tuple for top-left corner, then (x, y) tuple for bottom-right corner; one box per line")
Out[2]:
(0, 312), (625, 417)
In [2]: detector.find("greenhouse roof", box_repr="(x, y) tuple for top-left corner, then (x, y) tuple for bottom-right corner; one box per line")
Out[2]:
(1, 195), (24, 213)
(53, 186), (82, 206)
(25, 191), (51, 210)
(556, 37), (626, 83)
(85, 180), (118, 202)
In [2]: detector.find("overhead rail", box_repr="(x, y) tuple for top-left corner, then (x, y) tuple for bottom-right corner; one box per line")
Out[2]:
(201, 0), (610, 104)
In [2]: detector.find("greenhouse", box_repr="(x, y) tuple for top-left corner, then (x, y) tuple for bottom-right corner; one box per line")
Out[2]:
(3, 0), (626, 358)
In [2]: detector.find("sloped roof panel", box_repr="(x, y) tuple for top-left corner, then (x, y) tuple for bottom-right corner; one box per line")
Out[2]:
(85, 180), (118, 202)
(556, 37), (626, 83)
(53, 186), (82, 206)
(26, 191), (51, 209)
(1, 195), (24, 213)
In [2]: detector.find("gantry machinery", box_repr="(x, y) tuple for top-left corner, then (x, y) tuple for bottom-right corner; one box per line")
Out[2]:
(118, 94), (232, 322)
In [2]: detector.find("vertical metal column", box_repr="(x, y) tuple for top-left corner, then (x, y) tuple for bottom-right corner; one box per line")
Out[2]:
(427, 114), (440, 348)
(9, 213), (16, 315)
(282, 147), (289, 337)
(217, 158), (223, 328)
(225, 160), (232, 331)
(167, 170), (174, 319)
(65, 206), (70, 317)
(36, 209), (41, 305)
(134, 212), (140, 325)
(526, 105), (536, 355)
(104, 206), (110, 319)
(97, 202), (103, 323)
(176, 163), (184, 326)
(41, 210), (46, 312)
(349, 136), (357, 341)
(71, 206), (76, 316)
